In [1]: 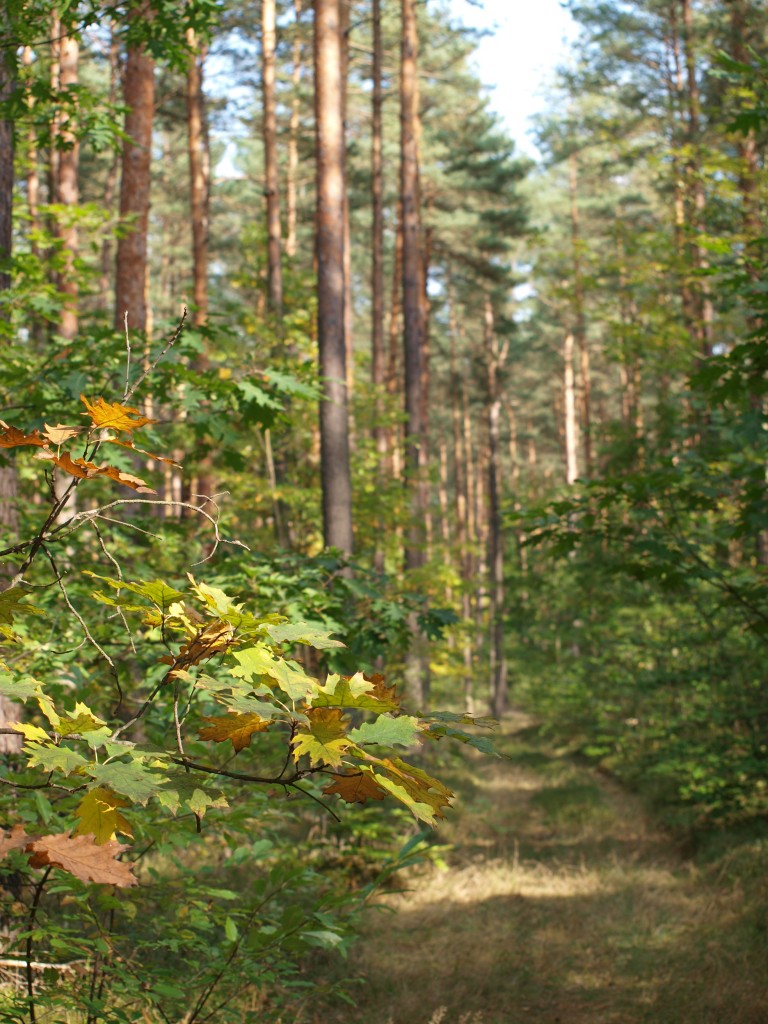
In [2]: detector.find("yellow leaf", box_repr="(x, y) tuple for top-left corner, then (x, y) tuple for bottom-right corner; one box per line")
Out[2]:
(12, 722), (50, 742)
(198, 712), (270, 753)
(80, 395), (154, 433)
(74, 787), (133, 845)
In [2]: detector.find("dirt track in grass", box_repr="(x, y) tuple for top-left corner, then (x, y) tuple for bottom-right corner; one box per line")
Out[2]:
(323, 711), (768, 1024)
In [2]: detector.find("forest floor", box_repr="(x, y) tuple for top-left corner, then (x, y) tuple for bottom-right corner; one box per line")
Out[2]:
(320, 711), (768, 1024)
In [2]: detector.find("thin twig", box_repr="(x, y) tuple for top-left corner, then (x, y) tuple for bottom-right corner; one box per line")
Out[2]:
(26, 865), (52, 1024)
(124, 308), (188, 404)
(123, 311), (132, 402)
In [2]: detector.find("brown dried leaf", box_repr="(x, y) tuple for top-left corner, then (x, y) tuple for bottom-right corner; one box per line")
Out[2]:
(81, 395), (154, 433)
(0, 425), (46, 449)
(27, 831), (137, 887)
(323, 771), (387, 805)
(0, 824), (35, 860)
(163, 620), (235, 677)
(366, 673), (400, 709)
(198, 712), (270, 752)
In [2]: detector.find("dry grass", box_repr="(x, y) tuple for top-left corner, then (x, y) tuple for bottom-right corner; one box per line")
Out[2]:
(316, 712), (768, 1024)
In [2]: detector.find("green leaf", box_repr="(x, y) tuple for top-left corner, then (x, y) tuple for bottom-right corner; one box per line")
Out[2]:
(25, 742), (88, 775)
(0, 587), (42, 625)
(230, 645), (314, 702)
(88, 760), (165, 806)
(264, 622), (345, 650)
(312, 673), (398, 712)
(224, 916), (239, 942)
(57, 702), (107, 737)
(83, 572), (185, 609)
(348, 715), (421, 749)
(292, 709), (351, 768)
(155, 771), (228, 816)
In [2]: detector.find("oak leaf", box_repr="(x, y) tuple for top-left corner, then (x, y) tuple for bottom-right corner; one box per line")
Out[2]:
(160, 620), (235, 677)
(27, 831), (137, 887)
(43, 423), (82, 445)
(97, 464), (156, 494)
(0, 824), (35, 860)
(292, 708), (351, 767)
(81, 395), (154, 432)
(0, 424), (46, 448)
(323, 771), (387, 805)
(74, 787), (133, 844)
(198, 712), (270, 752)
(34, 450), (101, 479)
(103, 437), (180, 466)
(312, 672), (398, 713)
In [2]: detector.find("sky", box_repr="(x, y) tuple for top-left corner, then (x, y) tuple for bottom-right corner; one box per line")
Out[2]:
(446, 0), (578, 158)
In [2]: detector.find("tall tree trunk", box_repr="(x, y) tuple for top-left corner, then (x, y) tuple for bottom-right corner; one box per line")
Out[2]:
(315, 0), (353, 555)
(371, 0), (386, 570)
(0, 35), (20, 751)
(401, 0), (429, 706)
(55, 29), (79, 343)
(568, 152), (591, 477)
(186, 27), (210, 328)
(100, 27), (120, 310)
(287, 0), (304, 259)
(564, 331), (579, 485)
(262, 0), (284, 317)
(21, 47), (40, 257)
(186, 27), (216, 512)
(680, 0), (713, 356)
(115, 6), (155, 333)
(340, 0), (354, 407)
(485, 297), (508, 718)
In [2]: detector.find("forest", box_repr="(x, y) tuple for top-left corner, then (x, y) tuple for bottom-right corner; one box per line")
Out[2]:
(0, 0), (767, 1021)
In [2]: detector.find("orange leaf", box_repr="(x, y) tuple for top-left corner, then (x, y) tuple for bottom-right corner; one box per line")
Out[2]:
(104, 438), (181, 467)
(323, 771), (387, 805)
(27, 831), (137, 887)
(43, 423), (82, 445)
(81, 395), (154, 433)
(198, 712), (270, 752)
(366, 673), (400, 709)
(0, 424), (46, 449)
(34, 450), (156, 493)
(34, 450), (102, 479)
(98, 464), (156, 494)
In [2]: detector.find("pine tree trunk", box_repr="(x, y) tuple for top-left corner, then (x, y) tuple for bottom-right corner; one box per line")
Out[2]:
(286, 0), (304, 259)
(55, 29), (79, 343)
(115, 6), (154, 333)
(100, 27), (120, 310)
(680, 0), (713, 356)
(0, 37), (20, 751)
(564, 331), (579, 485)
(401, 0), (429, 707)
(340, 0), (354, 407)
(485, 298), (508, 717)
(568, 153), (591, 477)
(371, 0), (386, 571)
(262, 0), (284, 317)
(315, 0), (353, 555)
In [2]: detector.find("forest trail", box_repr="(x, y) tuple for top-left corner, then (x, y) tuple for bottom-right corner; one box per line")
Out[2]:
(328, 712), (766, 1024)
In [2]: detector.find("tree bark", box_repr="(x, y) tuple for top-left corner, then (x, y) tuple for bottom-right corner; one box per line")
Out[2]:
(371, 0), (386, 570)
(55, 28), (79, 343)
(115, 6), (155, 333)
(564, 331), (579, 485)
(0, 36), (20, 751)
(287, 0), (304, 259)
(401, 0), (429, 707)
(262, 0), (284, 317)
(568, 153), (591, 477)
(485, 297), (508, 717)
(315, 0), (353, 555)
(186, 27), (210, 328)
(340, 0), (354, 407)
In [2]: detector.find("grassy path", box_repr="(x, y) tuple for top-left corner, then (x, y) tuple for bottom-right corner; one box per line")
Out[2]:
(328, 713), (768, 1024)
